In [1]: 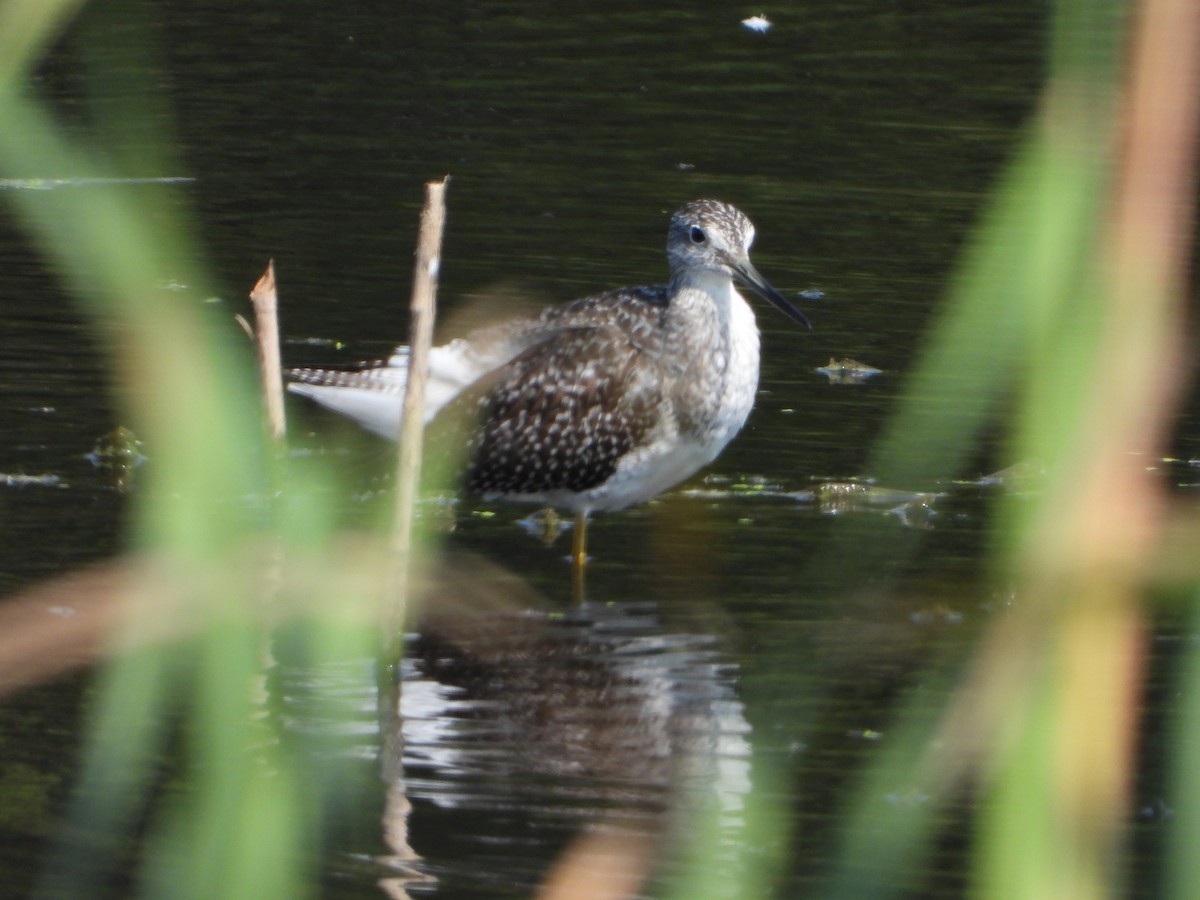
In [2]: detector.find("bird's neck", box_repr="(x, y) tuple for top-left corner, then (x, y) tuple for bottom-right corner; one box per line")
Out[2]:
(663, 269), (762, 438)
(668, 269), (743, 327)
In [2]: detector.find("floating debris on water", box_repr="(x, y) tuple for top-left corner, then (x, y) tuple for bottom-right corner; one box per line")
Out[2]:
(87, 426), (146, 492)
(682, 473), (787, 501)
(0, 176), (195, 191)
(815, 358), (883, 384)
(517, 507), (569, 546)
(910, 605), (965, 626)
(683, 477), (940, 528)
(797, 289), (826, 301)
(801, 481), (943, 526)
(741, 14), (772, 32)
(1, 473), (63, 488)
(87, 426), (145, 466)
(967, 459), (1046, 492)
(846, 728), (883, 741)
(888, 497), (938, 529)
(286, 336), (348, 350)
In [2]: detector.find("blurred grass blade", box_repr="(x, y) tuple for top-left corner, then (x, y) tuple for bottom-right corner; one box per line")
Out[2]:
(978, 0), (1198, 897)
(1167, 601), (1200, 896)
(33, 643), (179, 897)
(1, 4), (386, 898)
(0, 0), (84, 93)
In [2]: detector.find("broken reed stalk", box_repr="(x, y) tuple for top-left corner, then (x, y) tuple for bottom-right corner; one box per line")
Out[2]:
(249, 260), (287, 443)
(386, 178), (449, 649)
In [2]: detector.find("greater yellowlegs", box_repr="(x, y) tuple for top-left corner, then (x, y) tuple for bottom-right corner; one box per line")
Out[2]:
(289, 199), (810, 571)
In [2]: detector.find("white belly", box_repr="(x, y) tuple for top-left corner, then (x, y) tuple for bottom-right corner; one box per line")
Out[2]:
(517, 436), (717, 513)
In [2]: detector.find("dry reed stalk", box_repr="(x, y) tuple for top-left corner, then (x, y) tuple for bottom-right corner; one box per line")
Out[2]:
(249, 260), (287, 443)
(386, 178), (449, 646)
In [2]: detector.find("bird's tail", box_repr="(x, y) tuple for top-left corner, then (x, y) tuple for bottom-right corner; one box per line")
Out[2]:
(288, 339), (492, 439)
(288, 349), (412, 439)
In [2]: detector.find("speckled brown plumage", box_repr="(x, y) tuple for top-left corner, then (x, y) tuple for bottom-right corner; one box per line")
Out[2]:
(456, 289), (669, 496)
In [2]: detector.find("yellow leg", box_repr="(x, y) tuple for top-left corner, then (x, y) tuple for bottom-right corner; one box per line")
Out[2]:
(570, 512), (588, 602)
(571, 512), (589, 566)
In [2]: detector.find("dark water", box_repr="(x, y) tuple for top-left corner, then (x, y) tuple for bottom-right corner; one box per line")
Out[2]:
(2, 1), (1196, 898)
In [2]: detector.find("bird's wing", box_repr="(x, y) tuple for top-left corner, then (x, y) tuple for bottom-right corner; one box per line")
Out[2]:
(287, 286), (670, 441)
(436, 323), (667, 497)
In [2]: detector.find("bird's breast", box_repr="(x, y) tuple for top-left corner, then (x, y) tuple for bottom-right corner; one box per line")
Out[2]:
(666, 286), (761, 445)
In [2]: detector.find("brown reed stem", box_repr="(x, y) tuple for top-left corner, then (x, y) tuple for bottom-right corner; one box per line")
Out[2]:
(385, 178), (449, 652)
(248, 260), (287, 444)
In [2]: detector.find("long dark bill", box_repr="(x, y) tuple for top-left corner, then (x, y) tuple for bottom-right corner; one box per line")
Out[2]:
(732, 258), (812, 330)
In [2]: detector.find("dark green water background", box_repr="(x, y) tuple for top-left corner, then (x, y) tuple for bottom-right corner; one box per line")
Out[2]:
(1, 2), (1196, 897)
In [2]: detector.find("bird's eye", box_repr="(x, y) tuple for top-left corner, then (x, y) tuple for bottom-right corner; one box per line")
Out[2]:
(689, 226), (706, 244)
